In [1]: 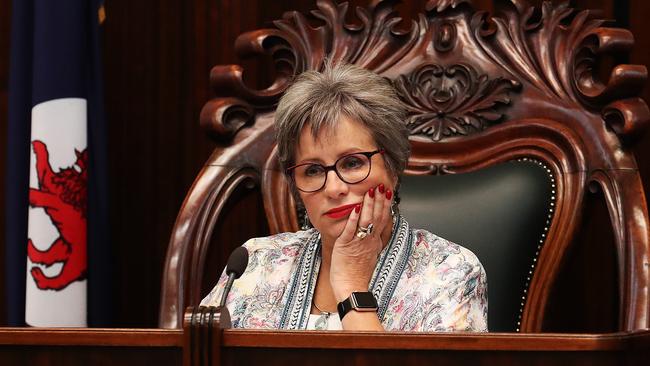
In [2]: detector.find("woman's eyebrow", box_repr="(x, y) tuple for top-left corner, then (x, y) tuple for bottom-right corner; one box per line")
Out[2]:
(294, 156), (325, 165)
(296, 147), (370, 165)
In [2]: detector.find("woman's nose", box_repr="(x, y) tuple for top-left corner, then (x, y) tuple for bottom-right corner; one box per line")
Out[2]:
(323, 170), (348, 197)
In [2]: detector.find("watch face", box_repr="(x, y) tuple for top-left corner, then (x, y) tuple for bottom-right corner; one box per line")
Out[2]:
(353, 292), (378, 308)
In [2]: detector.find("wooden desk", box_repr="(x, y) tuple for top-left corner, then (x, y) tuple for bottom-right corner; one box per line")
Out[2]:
(1, 327), (648, 366)
(221, 330), (650, 365)
(0, 328), (183, 365)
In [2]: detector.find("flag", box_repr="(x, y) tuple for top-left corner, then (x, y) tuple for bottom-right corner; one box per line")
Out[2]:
(6, 0), (111, 327)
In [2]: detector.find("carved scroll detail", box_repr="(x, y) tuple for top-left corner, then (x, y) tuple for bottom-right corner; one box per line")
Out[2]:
(602, 98), (650, 144)
(200, 97), (254, 142)
(469, 1), (649, 139)
(416, 164), (454, 175)
(394, 63), (521, 141)
(425, 0), (471, 13)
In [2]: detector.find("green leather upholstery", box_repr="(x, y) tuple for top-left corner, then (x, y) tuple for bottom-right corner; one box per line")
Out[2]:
(399, 160), (554, 332)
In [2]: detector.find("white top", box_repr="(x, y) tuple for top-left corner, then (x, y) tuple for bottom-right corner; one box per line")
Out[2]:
(201, 216), (488, 331)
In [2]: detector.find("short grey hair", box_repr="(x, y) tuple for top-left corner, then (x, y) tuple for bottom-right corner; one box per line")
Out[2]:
(275, 62), (410, 186)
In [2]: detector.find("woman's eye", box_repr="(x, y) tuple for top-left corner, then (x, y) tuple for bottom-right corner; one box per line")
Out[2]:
(340, 156), (365, 170)
(304, 165), (324, 177)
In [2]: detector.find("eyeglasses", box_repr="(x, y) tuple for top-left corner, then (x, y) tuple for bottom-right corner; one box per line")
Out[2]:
(286, 149), (384, 192)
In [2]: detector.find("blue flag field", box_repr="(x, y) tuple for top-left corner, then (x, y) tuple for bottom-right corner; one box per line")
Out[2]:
(6, 0), (111, 326)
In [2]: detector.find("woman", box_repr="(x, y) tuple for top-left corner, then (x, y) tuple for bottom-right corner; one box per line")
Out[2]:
(201, 62), (488, 331)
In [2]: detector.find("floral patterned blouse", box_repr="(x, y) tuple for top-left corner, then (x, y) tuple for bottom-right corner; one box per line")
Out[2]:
(201, 215), (488, 332)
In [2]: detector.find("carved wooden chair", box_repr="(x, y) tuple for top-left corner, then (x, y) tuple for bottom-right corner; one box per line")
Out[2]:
(160, 0), (650, 332)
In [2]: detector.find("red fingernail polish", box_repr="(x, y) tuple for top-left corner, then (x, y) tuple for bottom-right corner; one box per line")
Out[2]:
(378, 184), (385, 193)
(368, 187), (375, 198)
(386, 190), (393, 200)
(355, 204), (360, 213)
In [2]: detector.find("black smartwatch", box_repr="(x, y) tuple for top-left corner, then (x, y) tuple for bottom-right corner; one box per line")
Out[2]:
(337, 292), (378, 320)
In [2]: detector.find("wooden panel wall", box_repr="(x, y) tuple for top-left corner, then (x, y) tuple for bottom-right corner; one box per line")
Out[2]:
(0, 0), (648, 328)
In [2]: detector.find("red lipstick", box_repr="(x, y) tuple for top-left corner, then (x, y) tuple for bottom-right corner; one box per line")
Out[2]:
(324, 203), (359, 219)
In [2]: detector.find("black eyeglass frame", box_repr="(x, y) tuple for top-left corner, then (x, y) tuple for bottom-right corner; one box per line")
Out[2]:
(286, 149), (385, 193)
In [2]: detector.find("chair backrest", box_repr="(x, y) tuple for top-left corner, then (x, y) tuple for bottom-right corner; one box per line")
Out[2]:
(400, 160), (554, 331)
(159, 0), (650, 331)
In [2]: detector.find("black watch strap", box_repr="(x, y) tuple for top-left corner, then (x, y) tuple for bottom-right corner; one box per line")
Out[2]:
(337, 292), (378, 320)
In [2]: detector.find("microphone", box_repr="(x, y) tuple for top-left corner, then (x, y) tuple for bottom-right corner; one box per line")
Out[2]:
(219, 246), (249, 307)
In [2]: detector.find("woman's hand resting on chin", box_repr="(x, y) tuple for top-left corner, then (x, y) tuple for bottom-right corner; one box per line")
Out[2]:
(329, 183), (394, 302)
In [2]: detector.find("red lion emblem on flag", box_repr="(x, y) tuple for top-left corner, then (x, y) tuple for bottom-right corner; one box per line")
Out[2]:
(28, 140), (87, 290)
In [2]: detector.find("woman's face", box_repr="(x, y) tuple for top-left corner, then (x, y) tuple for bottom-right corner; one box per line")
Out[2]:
(294, 115), (397, 241)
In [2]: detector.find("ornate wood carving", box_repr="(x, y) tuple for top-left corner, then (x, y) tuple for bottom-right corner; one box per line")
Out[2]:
(161, 0), (650, 334)
(406, 163), (454, 175)
(467, 2), (649, 140)
(393, 63), (521, 141)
